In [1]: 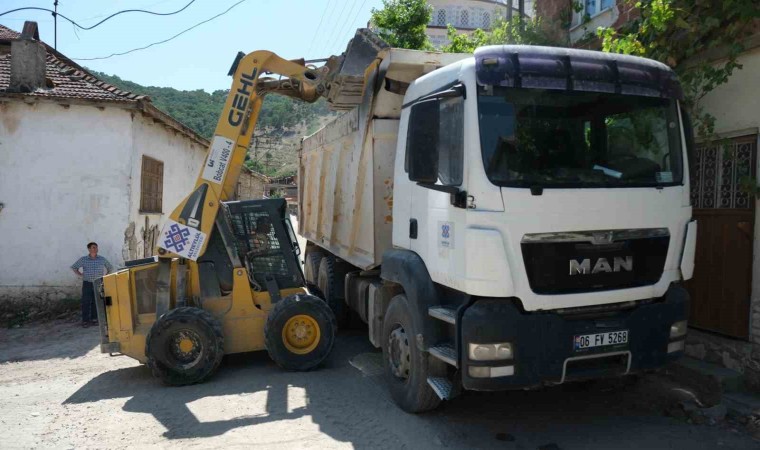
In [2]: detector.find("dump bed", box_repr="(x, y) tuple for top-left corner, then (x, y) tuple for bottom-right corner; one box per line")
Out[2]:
(299, 48), (469, 269)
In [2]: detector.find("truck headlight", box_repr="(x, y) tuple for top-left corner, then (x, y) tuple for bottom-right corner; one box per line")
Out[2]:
(468, 342), (513, 361)
(670, 320), (688, 339)
(468, 365), (515, 378)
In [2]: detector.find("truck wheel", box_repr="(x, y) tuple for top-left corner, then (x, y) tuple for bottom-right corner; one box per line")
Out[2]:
(146, 307), (224, 386)
(304, 250), (324, 284)
(317, 255), (349, 326)
(382, 294), (441, 413)
(265, 293), (336, 371)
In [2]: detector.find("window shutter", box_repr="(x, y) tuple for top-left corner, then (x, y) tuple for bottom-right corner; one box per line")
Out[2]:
(140, 156), (164, 213)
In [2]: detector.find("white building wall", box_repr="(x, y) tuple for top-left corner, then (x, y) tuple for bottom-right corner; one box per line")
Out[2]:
(426, 0), (511, 48)
(426, 0), (534, 48)
(0, 101), (132, 301)
(123, 113), (207, 261)
(699, 46), (760, 343)
(0, 100), (208, 304)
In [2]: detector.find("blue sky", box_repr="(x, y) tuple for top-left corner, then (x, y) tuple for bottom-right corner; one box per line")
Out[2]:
(0, 0), (386, 92)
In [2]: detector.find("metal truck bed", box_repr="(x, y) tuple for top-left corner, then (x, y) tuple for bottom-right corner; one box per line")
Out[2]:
(299, 48), (468, 269)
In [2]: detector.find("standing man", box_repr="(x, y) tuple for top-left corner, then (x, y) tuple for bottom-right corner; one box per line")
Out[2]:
(71, 242), (113, 327)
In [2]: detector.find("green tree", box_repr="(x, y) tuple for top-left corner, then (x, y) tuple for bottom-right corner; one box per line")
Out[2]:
(442, 17), (559, 53)
(371, 0), (433, 50)
(596, 0), (759, 139)
(91, 71), (333, 139)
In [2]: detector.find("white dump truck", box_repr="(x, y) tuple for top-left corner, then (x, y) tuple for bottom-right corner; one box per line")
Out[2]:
(299, 42), (697, 413)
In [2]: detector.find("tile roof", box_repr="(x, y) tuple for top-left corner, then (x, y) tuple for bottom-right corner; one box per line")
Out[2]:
(0, 52), (145, 102)
(0, 25), (144, 102)
(0, 24), (20, 41)
(0, 23), (208, 146)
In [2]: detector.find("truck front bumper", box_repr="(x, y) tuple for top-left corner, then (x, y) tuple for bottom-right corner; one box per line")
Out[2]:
(460, 284), (688, 391)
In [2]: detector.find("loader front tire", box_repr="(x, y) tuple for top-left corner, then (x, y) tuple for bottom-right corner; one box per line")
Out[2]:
(265, 293), (336, 371)
(146, 307), (224, 386)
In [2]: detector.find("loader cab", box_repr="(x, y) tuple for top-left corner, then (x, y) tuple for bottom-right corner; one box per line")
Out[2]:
(197, 198), (304, 298)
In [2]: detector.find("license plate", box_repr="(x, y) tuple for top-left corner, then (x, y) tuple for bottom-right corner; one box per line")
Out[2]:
(574, 330), (629, 351)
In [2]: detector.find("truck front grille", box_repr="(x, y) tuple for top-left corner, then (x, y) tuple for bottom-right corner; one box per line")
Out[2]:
(521, 229), (669, 295)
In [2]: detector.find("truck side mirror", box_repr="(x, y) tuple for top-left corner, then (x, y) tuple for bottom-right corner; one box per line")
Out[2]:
(407, 99), (439, 184)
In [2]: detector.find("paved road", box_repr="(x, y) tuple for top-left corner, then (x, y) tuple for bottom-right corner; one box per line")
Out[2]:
(0, 320), (758, 449)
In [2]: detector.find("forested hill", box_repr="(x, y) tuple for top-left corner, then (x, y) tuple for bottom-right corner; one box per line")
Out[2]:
(91, 71), (333, 140)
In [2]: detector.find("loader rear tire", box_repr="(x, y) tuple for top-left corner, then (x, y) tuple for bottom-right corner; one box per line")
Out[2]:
(146, 307), (224, 386)
(265, 293), (336, 371)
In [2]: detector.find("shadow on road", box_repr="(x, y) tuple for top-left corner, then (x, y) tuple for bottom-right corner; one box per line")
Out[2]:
(61, 332), (408, 446)
(61, 330), (757, 449)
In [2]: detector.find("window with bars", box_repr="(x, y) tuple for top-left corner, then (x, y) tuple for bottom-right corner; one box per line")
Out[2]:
(140, 156), (164, 213)
(482, 11), (491, 28)
(690, 135), (757, 209)
(436, 9), (446, 26)
(461, 9), (469, 27)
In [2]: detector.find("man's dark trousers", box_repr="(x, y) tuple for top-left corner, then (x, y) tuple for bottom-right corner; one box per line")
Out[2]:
(81, 281), (96, 323)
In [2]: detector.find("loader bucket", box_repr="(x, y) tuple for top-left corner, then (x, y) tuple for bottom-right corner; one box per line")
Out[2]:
(326, 28), (389, 110)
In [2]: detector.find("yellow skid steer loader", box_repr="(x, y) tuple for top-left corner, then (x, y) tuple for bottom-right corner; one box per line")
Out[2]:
(90, 32), (384, 385)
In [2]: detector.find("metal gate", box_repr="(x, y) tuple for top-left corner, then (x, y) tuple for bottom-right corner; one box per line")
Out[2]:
(686, 134), (756, 339)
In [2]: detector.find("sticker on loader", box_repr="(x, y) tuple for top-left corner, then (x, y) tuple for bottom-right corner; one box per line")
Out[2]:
(159, 219), (206, 260)
(201, 136), (235, 185)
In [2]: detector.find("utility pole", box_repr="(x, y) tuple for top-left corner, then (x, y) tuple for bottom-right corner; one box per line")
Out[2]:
(52, 0), (58, 49)
(507, 0), (513, 22)
(518, 0), (525, 31)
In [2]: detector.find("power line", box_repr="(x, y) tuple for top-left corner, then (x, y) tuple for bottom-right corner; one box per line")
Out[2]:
(326, 0), (360, 53)
(327, 0), (368, 54)
(0, 0), (197, 31)
(305, 0), (334, 58)
(80, 0), (179, 22)
(349, 0), (370, 29)
(321, 0), (353, 56)
(73, 0), (249, 61)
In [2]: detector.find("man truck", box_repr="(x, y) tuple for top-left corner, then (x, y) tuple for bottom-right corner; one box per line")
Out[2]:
(300, 43), (697, 412)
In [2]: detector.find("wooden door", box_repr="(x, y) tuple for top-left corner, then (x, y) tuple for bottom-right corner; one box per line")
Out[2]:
(686, 135), (756, 339)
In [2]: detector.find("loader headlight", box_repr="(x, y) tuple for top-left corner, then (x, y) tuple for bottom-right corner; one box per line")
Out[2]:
(468, 342), (513, 361)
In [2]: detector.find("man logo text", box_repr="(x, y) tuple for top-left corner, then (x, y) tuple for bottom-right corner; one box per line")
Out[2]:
(569, 256), (633, 275)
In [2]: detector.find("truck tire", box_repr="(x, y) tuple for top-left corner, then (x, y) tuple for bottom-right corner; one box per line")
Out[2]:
(317, 255), (349, 326)
(304, 250), (324, 285)
(382, 294), (441, 413)
(146, 307), (224, 386)
(265, 293), (337, 371)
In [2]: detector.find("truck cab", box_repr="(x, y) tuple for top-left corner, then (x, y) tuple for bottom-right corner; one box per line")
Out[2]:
(300, 43), (696, 413)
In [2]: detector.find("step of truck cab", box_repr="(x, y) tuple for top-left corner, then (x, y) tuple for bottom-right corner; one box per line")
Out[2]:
(428, 306), (456, 325)
(427, 376), (455, 400)
(429, 342), (457, 367)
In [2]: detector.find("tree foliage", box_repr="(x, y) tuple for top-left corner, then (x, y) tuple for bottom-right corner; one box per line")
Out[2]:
(371, 0), (433, 50)
(442, 17), (560, 53)
(92, 71), (333, 140)
(596, 0), (759, 139)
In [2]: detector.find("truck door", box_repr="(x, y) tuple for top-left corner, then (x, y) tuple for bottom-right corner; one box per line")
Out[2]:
(406, 86), (468, 284)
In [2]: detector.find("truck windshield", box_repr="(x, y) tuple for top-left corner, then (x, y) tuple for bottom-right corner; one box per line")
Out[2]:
(478, 87), (683, 188)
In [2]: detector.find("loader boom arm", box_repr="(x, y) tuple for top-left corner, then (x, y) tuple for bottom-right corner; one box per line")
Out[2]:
(155, 51), (330, 260)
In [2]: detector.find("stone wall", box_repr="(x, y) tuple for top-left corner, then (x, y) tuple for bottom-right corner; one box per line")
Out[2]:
(236, 169), (268, 200)
(686, 329), (760, 392)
